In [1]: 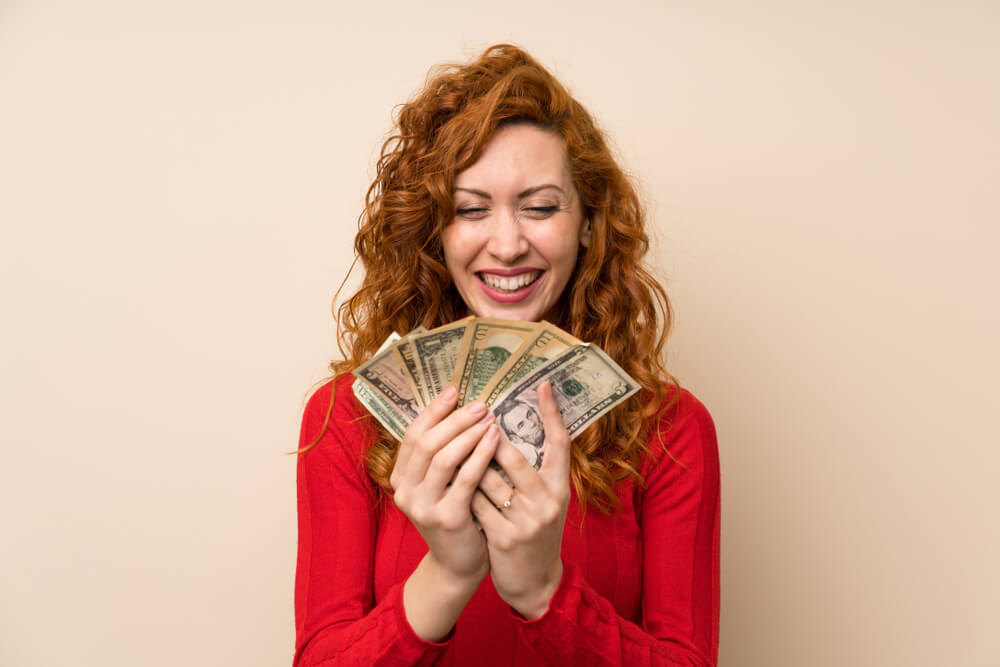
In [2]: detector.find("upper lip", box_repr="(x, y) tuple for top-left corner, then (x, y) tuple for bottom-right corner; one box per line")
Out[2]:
(476, 267), (543, 277)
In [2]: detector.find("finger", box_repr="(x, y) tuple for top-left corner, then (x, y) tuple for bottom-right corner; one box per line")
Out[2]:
(406, 399), (488, 481)
(422, 416), (494, 491)
(477, 467), (518, 513)
(424, 399), (490, 449)
(536, 380), (571, 482)
(443, 423), (500, 508)
(471, 489), (510, 532)
(408, 385), (460, 436)
(490, 436), (546, 498)
(394, 386), (459, 483)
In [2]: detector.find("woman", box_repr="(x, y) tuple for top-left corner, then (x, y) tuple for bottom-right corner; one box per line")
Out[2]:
(294, 44), (720, 666)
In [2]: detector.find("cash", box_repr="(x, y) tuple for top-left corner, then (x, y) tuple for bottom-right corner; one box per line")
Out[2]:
(351, 333), (408, 439)
(478, 321), (580, 406)
(351, 318), (639, 470)
(392, 326), (429, 408)
(452, 317), (542, 407)
(409, 317), (475, 402)
(490, 343), (639, 467)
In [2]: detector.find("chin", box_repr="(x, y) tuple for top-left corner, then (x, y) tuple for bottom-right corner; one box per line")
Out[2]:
(473, 304), (546, 322)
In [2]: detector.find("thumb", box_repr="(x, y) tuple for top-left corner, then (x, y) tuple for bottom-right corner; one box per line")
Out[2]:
(537, 381), (570, 480)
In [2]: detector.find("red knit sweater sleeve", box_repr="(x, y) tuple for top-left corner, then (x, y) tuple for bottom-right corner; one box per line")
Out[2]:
(515, 388), (721, 666)
(293, 379), (448, 667)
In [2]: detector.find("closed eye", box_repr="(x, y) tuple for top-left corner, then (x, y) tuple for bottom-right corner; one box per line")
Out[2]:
(526, 206), (558, 216)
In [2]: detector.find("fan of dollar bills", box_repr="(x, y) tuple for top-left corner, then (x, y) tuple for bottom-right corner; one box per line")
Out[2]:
(352, 317), (639, 469)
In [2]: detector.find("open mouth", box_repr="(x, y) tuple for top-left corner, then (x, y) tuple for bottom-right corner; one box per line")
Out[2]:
(477, 270), (543, 294)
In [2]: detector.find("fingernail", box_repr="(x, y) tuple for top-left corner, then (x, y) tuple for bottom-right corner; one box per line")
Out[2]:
(467, 400), (486, 415)
(478, 410), (494, 423)
(442, 386), (457, 400)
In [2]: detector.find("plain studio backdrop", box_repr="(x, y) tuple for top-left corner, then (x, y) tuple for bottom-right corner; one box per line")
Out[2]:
(1, 1), (997, 665)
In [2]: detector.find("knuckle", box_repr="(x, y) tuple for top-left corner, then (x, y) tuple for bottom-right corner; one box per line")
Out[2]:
(541, 502), (561, 524)
(494, 534), (514, 551)
(439, 513), (463, 531)
(429, 451), (448, 469)
(505, 450), (528, 471)
(402, 422), (423, 443)
(496, 445), (517, 467)
(430, 454), (456, 474)
(409, 504), (430, 525)
(444, 446), (467, 467)
(392, 488), (409, 509)
(451, 466), (475, 488)
(544, 427), (566, 445)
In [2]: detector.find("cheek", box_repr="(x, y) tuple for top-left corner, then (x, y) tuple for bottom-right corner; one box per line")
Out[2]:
(441, 228), (465, 270)
(442, 225), (481, 268)
(545, 238), (581, 274)
(535, 224), (583, 267)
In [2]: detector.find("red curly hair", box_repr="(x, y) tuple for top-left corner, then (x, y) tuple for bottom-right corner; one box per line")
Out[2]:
(303, 43), (679, 512)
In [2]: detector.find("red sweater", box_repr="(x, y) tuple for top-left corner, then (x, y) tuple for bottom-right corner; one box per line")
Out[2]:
(294, 375), (720, 666)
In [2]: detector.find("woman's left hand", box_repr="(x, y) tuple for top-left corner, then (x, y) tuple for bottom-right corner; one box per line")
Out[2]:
(472, 380), (571, 619)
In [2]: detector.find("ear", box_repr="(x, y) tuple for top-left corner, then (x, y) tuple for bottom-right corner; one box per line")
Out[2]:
(580, 215), (593, 248)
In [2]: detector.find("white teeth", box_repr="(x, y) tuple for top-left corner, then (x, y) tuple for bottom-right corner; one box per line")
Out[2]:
(480, 271), (540, 292)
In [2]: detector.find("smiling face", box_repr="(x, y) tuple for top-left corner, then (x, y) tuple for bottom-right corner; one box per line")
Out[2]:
(442, 123), (591, 323)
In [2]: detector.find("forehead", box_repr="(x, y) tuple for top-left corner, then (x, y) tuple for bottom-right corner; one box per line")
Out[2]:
(504, 402), (531, 419)
(454, 124), (571, 191)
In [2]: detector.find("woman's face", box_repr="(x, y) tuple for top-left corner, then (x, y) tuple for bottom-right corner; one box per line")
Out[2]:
(442, 123), (591, 322)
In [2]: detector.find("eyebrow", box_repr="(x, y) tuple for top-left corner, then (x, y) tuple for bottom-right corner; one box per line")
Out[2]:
(454, 184), (565, 199)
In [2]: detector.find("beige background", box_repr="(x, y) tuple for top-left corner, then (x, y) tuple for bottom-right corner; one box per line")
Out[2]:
(1, 1), (997, 665)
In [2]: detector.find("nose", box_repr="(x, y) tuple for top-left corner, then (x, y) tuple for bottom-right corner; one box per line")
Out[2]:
(485, 209), (529, 263)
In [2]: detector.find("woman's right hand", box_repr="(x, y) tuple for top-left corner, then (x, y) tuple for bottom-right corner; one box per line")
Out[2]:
(391, 385), (500, 583)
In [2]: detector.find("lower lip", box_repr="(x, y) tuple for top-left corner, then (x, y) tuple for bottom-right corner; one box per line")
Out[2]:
(477, 273), (544, 303)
